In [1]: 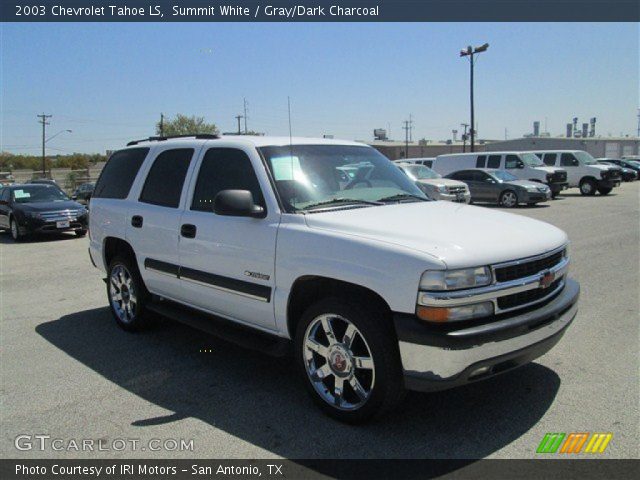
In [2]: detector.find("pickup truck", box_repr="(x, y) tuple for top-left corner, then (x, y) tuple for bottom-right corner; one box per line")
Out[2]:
(89, 135), (580, 423)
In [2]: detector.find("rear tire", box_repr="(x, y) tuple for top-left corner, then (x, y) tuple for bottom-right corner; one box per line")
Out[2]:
(499, 190), (518, 208)
(295, 296), (404, 423)
(107, 254), (150, 331)
(579, 178), (597, 196)
(75, 229), (87, 237)
(597, 187), (612, 195)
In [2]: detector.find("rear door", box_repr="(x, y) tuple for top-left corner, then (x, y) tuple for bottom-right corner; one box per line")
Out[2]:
(178, 146), (278, 330)
(126, 147), (197, 299)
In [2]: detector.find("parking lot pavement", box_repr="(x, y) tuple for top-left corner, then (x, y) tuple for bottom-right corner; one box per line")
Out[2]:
(1, 183), (638, 463)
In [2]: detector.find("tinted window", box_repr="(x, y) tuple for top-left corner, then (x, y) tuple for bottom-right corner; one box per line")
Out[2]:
(543, 153), (557, 166)
(139, 149), (194, 208)
(1, 188), (9, 201)
(93, 148), (149, 199)
(475, 155), (487, 168)
(505, 155), (520, 169)
(487, 155), (502, 169)
(452, 171), (473, 181)
(561, 153), (577, 166)
(191, 148), (265, 212)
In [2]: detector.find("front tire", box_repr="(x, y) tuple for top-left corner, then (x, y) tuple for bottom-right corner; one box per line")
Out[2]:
(499, 190), (518, 208)
(597, 187), (612, 195)
(295, 296), (404, 423)
(10, 218), (24, 242)
(580, 178), (597, 196)
(75, 229), (88, 237)
(107, 255), (150, 331)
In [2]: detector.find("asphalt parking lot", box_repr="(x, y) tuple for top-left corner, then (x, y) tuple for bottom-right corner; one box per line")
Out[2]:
(1, 182), (638, 463)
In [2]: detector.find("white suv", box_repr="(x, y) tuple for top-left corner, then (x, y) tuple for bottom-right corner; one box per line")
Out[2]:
(89, 135), (580, 422)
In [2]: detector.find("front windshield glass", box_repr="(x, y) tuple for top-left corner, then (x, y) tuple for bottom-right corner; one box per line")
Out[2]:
(521, 153), (544, 167)
(402, 165), (441, 180)
(12, 185), (69, 203)
(492, 170), (519, 182)
(575, 151), (598, 165)
(259, 145), (427, 212)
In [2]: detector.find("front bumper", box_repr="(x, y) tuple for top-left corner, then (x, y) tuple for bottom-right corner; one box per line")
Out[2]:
(520, 190), (552, 203)
(431, 191), (471, 204)
(548, 182), (568, 194)
(18, 215), (88, 235)
(394, 278), (579, 392)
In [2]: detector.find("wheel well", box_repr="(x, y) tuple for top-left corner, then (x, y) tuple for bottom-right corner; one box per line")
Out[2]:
(580, 176), (598, 184)
(286, 276), (391, 338)
(103, 237), (137, 269)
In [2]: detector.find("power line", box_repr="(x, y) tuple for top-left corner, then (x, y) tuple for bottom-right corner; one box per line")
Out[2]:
(37, 113), (52, 177)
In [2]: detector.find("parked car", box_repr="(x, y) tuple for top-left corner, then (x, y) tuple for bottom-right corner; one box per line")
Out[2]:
(597, 160), (637, 182)
(397, 163), (470, 203)
(596, 158), (640, 177)
(433, 152), (568, 198)
(531, 150), (622, 195)
(445, 169), (551, 207)
(394, 157), (435, 168)
(0, 184), (88, 241)
(89, 135), (579, 423)
(72, 182), (95, 204)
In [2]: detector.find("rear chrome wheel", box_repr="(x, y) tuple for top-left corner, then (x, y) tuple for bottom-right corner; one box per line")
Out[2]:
(303, 314), (375, 411)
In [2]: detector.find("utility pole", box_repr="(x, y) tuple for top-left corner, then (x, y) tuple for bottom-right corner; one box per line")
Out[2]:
(461, 123), (469, 153)
(505, 128), (508, 140)
(637, 108), (640, 137)
(235, 114), (243, 135)
(159, 113), (164, 136)
(460, 43), (489, 152)
(402, 120), (411, 159)
(243, 98), (248, 134)
(37, 113), (52, 177)
(409, 114), (414, 142)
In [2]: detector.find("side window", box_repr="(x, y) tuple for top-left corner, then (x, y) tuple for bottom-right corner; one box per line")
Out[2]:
(505, 155), (520, 169)
(475, 155), (487, 168)
(543, 154), (557, 166)
(93, 148), (149, 199)
(487, 155), (502, 169)
(139, 148), (194, 208)
(455, 171), (472, 181)
(1, 189), (9, 201)
(191, 148), (265, 213)
(560, 153), (577, 167)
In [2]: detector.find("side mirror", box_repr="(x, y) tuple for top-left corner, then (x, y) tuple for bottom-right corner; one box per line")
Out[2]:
(213, 190), (265, 218)
(517, 161), (525, 169)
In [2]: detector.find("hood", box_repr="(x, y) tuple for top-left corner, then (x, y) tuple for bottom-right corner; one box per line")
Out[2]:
(416, 178), (466, 188)
(17, 200), (84, 212)
(304, 201), (567, 269)
(589, 164), (619, 172)
(534, 165), (563, 174)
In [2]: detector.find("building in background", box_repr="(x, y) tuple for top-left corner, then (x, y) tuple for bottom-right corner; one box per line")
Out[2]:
(484, 136), (639, 158)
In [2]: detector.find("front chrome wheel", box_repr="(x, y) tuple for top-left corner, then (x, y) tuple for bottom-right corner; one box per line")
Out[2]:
(303, 314), (375, 411)
(10, 219), (19, 240)
(109, 264), (138, 324)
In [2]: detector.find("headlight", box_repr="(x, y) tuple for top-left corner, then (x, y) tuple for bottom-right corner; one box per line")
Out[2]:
(546, 173), (553, 181)
(416, 301), (494, 323)
(436, 185), (447, 193)
(537, 186), (549, 192)
(600, 171), (608, 178)
(419, 266), (492, 291)
(25, 211), (42, 219)
(525, 185), (539, 192)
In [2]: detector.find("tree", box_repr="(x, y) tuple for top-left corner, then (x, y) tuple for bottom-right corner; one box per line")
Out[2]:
(156, 114), (218, 137)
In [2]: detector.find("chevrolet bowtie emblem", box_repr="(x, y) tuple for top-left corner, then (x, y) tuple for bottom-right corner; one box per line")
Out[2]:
(539, 270), (555, 289)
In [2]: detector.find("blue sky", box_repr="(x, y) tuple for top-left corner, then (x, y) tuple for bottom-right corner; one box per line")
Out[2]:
(1, 22), (638, 154)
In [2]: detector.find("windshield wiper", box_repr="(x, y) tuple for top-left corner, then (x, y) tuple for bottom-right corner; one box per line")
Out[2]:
(377, 193), (429, 203)
(303, 197), (383, 211)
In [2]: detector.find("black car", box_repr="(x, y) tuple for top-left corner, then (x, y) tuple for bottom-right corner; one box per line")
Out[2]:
(596, 158), (639, 180)
(446, 169), (551, 207)
(71, 182), (95, 205)
(0, 184), (88, 241)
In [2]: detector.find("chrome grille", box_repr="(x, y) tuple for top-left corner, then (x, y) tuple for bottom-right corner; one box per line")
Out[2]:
(39, 209), (82, 222)
(447, 185), (467, 194)
(494, 249), (565, 283)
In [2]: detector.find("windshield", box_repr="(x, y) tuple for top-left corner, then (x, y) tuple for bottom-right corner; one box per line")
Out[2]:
(521, 153), (544, 167)
(492, 170), (519, 182)
(574, 151), (598, 165)
(259, 145), (427, 212)
(12, 185), (69, 203)
(401, 165), (441, 180)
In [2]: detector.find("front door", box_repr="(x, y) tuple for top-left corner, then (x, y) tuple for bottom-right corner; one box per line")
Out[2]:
(178, 147), (278, 330)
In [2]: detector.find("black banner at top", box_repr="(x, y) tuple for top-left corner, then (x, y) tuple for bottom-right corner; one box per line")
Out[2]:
(2, 0), (640, 22)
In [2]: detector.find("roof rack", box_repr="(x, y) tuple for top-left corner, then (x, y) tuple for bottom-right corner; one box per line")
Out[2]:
(127, 134), (219, 146)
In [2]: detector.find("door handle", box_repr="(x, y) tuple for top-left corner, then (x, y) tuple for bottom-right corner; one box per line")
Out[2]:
(131, 215), (143, 228)
(181, 224), (197, 238)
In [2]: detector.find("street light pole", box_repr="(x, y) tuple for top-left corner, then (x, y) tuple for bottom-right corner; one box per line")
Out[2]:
(37, 113), (52, 177)
(460, 43), (489, 153)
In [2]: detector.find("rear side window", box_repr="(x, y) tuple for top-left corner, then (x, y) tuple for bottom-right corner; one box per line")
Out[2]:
(139, 149), (194, 208)
(487, 155), (502, 169)
(475, 155), (487, 168)
(93, 148), (149, 199)
(543, 153), (557, 166)
(191, 148), (265, 212)
(505, 155), (520, 169)
(452, 171), (472, 181)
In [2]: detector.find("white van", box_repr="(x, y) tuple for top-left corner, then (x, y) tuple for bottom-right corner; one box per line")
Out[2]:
(530, 150), (622, 196)
(394, 157), (435, 168)
(433, 152), (568, 198)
